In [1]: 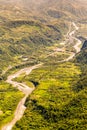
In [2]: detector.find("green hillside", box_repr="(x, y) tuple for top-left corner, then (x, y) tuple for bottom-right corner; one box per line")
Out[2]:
(0, 19), (68, 74)
(12, 46), (87, 129)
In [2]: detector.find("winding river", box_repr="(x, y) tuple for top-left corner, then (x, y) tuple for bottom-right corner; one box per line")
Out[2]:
(2, 64), (42, 130)
(1, 22), (82, 130)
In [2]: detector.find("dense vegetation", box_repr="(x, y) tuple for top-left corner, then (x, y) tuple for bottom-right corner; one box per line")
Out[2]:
(12, 41), (87, 130)
(0, 81), (23, 129)
(13, 52), (87, 130)
(75, 48), (87, 64)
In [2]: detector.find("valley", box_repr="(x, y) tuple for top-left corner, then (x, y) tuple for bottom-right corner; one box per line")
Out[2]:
(0, 0), (87, 130)
(1, 22), (83, 130)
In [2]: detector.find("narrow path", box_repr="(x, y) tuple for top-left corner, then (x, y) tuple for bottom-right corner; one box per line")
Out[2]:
(2, 64), (42, 130)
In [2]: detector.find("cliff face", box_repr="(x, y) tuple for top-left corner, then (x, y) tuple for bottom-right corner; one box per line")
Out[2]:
(82, 40), (87, 50)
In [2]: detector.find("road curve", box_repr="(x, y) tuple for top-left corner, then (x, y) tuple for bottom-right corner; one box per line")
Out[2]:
(2, 64), (42, 130)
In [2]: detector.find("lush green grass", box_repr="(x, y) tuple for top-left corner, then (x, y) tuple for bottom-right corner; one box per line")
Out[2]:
(0, 81), (24, 129)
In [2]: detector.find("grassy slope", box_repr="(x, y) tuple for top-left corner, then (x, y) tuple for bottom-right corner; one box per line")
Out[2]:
(0, 19), (68, 74)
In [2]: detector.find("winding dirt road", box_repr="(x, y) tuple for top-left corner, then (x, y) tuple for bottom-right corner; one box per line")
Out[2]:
(2, 64), (42, 130)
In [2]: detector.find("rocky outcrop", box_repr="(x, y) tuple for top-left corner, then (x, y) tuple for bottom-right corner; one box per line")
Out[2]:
(82, 40), (87, 49)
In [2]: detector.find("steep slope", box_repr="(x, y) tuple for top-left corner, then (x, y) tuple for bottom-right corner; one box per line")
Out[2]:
(0, 16), (68, 74)
(75, 41), (87, 64)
